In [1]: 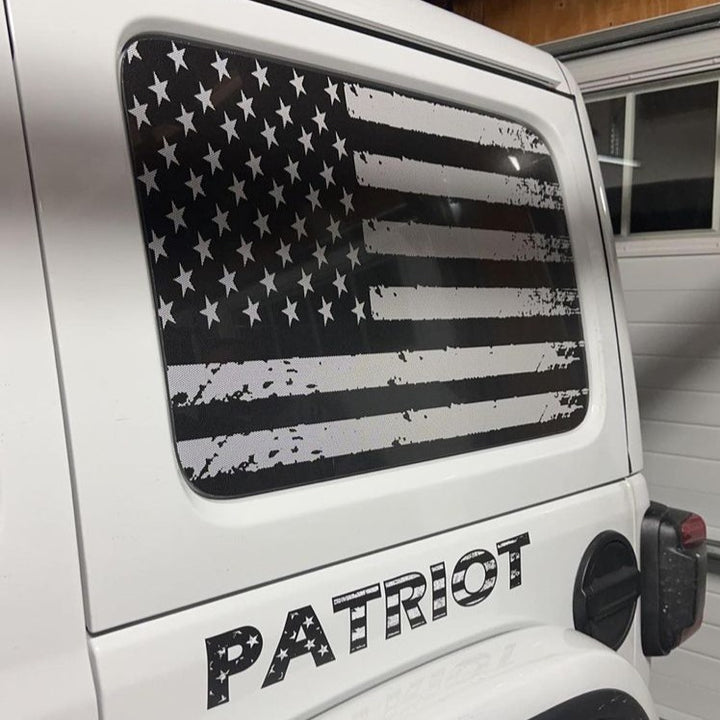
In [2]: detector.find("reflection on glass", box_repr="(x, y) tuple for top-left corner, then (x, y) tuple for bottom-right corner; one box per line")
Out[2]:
(632, 82), (717, 233)
(587, 98), (625, 234)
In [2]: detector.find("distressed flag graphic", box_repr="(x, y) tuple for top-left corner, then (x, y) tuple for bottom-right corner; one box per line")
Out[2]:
(121, 36), (589, 498)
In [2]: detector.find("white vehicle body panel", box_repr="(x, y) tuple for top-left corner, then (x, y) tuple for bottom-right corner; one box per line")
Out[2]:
(0, 2), (97, 717)
(8, 0), (629, 634)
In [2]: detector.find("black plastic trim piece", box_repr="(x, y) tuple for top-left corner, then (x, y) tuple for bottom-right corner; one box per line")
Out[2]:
(529, 689), (650, 720)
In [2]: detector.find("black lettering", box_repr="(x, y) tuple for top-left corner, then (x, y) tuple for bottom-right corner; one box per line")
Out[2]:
(430, 562), (447, 621)
(262, 605), (335, 687)
(384, 572), (427, 639)
(205, 625), (263, 709)
(451, 549), (497, 606)
(496, 532), (531, 589)
(333, 583), (382, 653)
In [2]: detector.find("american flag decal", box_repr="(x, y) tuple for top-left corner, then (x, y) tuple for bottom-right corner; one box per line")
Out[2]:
(121, 36), (588, 498)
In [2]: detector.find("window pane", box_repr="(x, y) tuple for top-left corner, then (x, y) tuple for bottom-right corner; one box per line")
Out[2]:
(631, 82), (718, 233)
(587, 98), (625, 234)
(122, 35), (589, 499)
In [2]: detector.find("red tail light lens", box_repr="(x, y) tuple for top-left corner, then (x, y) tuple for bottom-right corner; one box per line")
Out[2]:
(680, 513), (706, 549)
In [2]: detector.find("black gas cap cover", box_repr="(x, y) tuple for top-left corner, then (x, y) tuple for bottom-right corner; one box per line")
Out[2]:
(574, 531), (641, 650)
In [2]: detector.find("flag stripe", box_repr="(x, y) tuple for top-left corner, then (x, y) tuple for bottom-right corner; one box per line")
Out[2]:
(345, 111), (557, 184)
(170, 365), (587, 441)
(168, 340), (583, 407)
(356, 188), (568, 238)
(343, 83), (549, 155)
(354, 153), (562, 210)
(177, 389), (584, 480)
(362, 220), (571, 263)
(161, 313), (585, 365)
(369, 286), (579, 321)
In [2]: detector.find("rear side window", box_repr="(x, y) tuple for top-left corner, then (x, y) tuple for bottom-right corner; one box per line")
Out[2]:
(121, 35), (588, 498)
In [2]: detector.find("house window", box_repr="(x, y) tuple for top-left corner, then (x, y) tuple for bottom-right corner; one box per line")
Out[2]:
(586, 78), (719, 240)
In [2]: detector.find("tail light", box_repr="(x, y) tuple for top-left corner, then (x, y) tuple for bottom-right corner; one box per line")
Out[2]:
(640, 502), (707, 656)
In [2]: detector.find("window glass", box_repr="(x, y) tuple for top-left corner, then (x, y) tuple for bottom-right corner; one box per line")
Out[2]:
(122, 35), (588, 498)
(587, 98), (625, 234)
(631, 82), (717, 233)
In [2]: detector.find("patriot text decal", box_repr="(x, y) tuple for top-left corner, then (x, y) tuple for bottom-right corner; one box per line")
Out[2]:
(121, 36), (588, 498)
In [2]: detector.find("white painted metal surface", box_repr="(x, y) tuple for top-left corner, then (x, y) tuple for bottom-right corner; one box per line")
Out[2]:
(0, 3), (97, 717)
(89, 479), (649, 720)
(8, 0), (629, 634)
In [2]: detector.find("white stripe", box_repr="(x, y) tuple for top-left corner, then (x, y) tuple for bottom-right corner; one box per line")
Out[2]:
(176, 390), (585, 480)
(354, 153), (561, 210)
(369, 286), (578, 321)
(167, 342), (582, 406)
(344, 83), (548, 155)
(362, 220), (571, 263)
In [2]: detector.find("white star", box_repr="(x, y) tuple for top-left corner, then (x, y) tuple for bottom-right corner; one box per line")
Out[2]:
(137, 163), (158, 195)
(297, 269), (314, 297)
(340, 189), (354, 215)
(219, 265), (237, 296)
(174, 264), (194, 296)
(332, 132), (347, 159)
(298, 127), (313, 155)
(318, 297), (333, 326)
(318, 644), (329, 657)
(351, 297), (366, 324)
(282, 298), (299, 326)
(158, 137), (178, 168)
(243, 298), (261, 327)
(260, 119), (278, 149)
(176, 105), (196, 135)
(291, 213), (306, 240)
(332, 270), (347, 297)
(289, 69), (305, 97)
(312, 106), (327, 134)
(219, 112), (238, 143)
(128, 96), (150, 128)
(236, 237), (254, 266)
(167, 42), (187, 72)
(165, 201), (185, 232)
(228, 174), (246, 204)
(347, 243), (360, 268)
(148, 73), (170, 105)
(148, 231), (166, 261)
(195, 82), (214, 113)
(236, 91), (255, 120)
(200, 296), (220, 328)
(319, 161), (334, 188)
(277, 648), (289, 661)
(247, 635), (259, 648)
(269, 180), (285, 208)
(212, 204), (230, 235)
(285, 155), (300, 184)
(259, 268), (277, 296)
(306, 185), (321, 211)
(254, 211), (270, 238)
(252, 60), (269, 90)
(194, 234), (213, 265)
(312, 241), (327, 268)
(303, 616), (315, 628)
(211, 51), (230, 81)
(327, 217), (341, 243)
(126, 41), (141, 64)
(246, 149), (263, 179)
(276, 239), (292, 267)
(157, 296), (174, 328)
(204, 143), (222, 175)
(305, 639), (315, 650)
(325, 78), (340, 105)
(185, 169), (204, 199)
(276, 98), (293, 127)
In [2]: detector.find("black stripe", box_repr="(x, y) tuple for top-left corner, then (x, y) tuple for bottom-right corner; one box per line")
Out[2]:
(171, 364), (588, 441)
(162, 312), (585, 365)
(189, 409), (586, 498)
(356, 187), (569, 236)
(348, 116), (559, 183)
